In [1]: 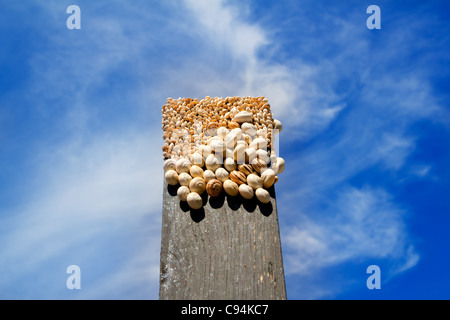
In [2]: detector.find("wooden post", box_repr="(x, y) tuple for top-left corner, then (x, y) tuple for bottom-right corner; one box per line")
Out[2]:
(159, 181), (287, 300)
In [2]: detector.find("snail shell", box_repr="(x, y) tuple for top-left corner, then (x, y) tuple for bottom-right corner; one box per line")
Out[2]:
(210, 139), (226, 153)
(241, 122), (256, 136)
(238, 164), (253, 176)
(176, 158), (192, 174)
(217, 126), (228, 139)
(255, 188), (270, 204)
(230, 170), (247, 185)
(233, 111), (252, 123)
(190, 152), (204, 167)
(224, 157), (237, 172)
(203, 169), (216, 183)
(233, 144), (246, 163)
(206, 179), (223, 197)
(247, 173), (263, 190)
(272, 157), (285, 174)
(228, 121), (240, 129)
(223, 180), (239, 196)
(238, 184), (254, 200)
(215, 167), (230, 182)
(251, 158), (267, 174)
(205, 154), (222, 172)
(245, 147), (257, 163)
(256, 149), (270, 164)
(189, 177), (206, 194)
(187, 192), (203, 209)
(165, 169), (179, 186)
(250, 137), (267, 151)
(261, 168), (276, 188)
(273, 119), (283, 133)
(177, 185), (190, 201)
(178, 172), (193, 187)
(163, 159), (176, 172)
(190, 165), (204, 178)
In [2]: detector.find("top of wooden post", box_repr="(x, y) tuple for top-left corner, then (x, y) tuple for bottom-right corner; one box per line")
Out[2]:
(160, 96), (286, 299)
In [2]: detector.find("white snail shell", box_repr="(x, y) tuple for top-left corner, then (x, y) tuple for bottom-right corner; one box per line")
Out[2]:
(223, 180), (239, 196)
(178, 172), (193, 187)
(238, 184), (254, 199)
(205, 154), (222, 172)
(189, 177), (206, 194)
(233, 111), (252, 123)
(187, 192), (203, 209)
(163, 159), (176, 172)
(190, 152), (204, 167)
(255, 188), (270, 204)
(273, 119), (282, 133)
(247, 173), (263, 190)
(224, 157), (237, 172)
(215, 167), (229, 182)
(176, 158), (192, 174)
(261, 169), (276, 188)
(177, 185), (190, 201)
(165, 169), (179, 186)
(203, 169), (216, 183)
(190, 165), (204, 178)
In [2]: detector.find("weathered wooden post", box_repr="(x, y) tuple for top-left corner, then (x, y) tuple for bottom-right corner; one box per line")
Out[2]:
(159, 96), (286, 300)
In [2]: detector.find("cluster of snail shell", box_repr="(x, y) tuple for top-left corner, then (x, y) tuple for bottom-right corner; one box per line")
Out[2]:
(162, 96), (284, 210)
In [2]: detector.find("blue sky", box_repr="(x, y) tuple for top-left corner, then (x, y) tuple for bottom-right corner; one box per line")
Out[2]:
(0, 0), (449, 299)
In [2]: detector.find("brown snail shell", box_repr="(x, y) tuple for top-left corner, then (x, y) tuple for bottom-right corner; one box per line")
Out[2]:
(251, 158), (267, 174)
(206, 179), (223, 197)
(238, 164), (253, 176)
(229, 170), (247, 185)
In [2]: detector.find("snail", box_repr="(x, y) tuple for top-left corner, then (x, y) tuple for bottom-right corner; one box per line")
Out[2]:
(215, 167), (229, 182)
(190, 165), (204, 178)
(233, 144), (246, 163)
(189, 177), (206, 194)
(165, 169), (179, 186)
(238, 164), (253, 176)
(205, 154), (222, 172)
(273, 119), (282, 133)
(272, 157), (285, 174)
(163, 159), (176, 172)
(177, 185), (190, 201)
(238, 184), (254, 200)
(233, 111), (252, 123)
(224, 157), (237, 172)
(187, 192), (203, 209)
(206, 179), (223, 197)
(230, 170), (247, 185)
(247, 173), (263, 190)
(261, 168), (276, 188)
(256, 149), (270, 164)
(190, 152), (204, 167)
(251, 158), (267, 174)
(203, 169), (216, 183)
(223, 180), (239, 196)
(255, 188), (270, 204)
(176, 158), (191, 174)
(245, 148), (257, 163)
(178, 172), (193, 187)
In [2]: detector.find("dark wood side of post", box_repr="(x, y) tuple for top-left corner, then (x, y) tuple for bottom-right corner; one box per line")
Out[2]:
(159, 181), (287, 300)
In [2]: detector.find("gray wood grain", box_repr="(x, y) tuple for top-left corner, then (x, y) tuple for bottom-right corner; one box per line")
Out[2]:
(159, 180), (287, 300)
